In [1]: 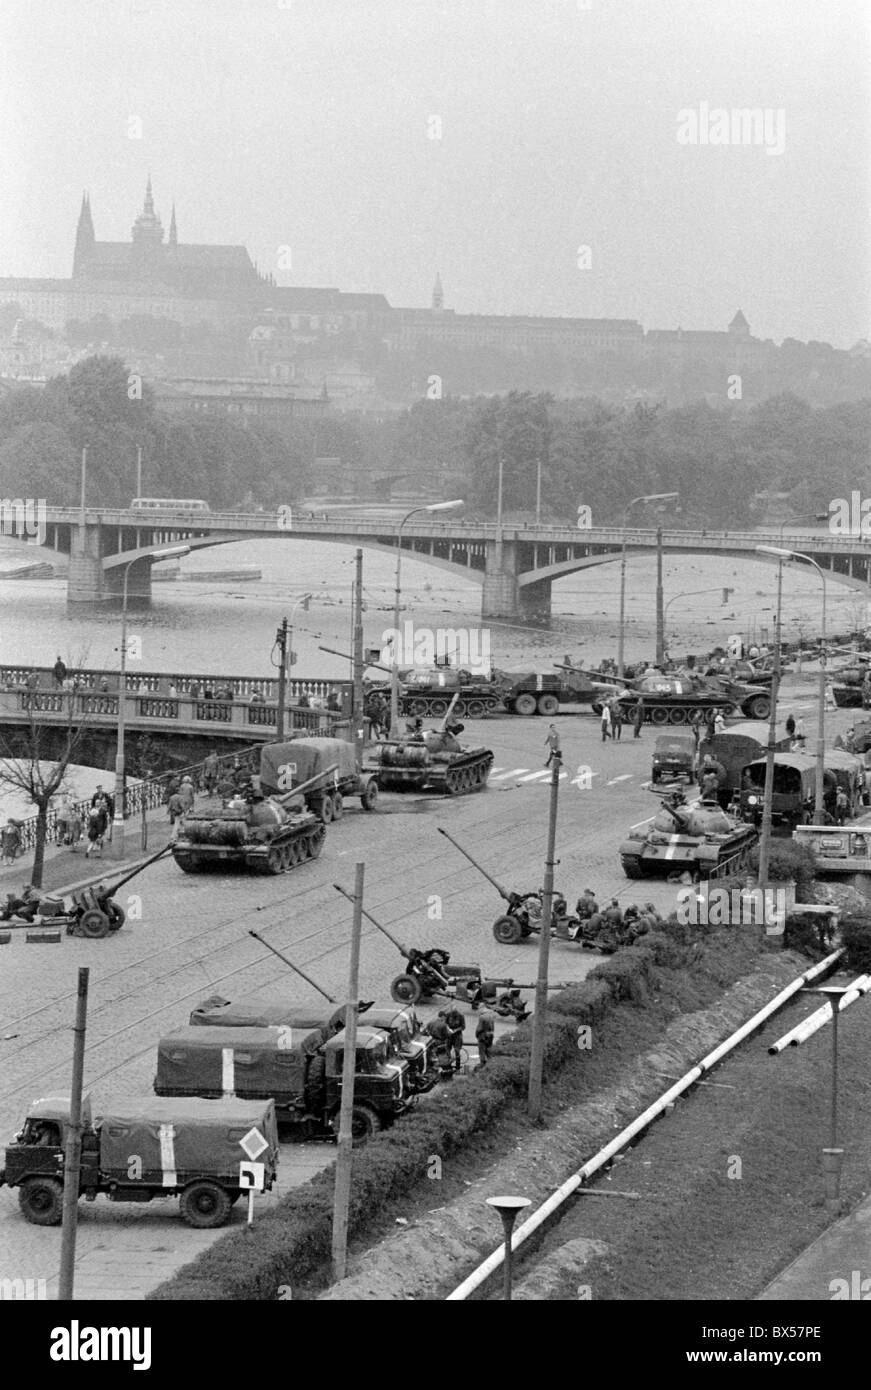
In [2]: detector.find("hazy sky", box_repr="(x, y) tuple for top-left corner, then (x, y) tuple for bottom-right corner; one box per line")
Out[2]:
(2, 0), (868, 345)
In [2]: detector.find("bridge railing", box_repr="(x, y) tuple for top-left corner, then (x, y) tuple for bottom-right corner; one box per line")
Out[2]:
(0, 667), (352, 711)
(2, 688), (344, 737)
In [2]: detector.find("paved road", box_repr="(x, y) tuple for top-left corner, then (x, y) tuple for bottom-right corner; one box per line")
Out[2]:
(0, 690), (845, 1300)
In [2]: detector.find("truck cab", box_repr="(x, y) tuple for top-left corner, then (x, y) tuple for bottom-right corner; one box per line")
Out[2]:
(322, 1027), (409, 1139)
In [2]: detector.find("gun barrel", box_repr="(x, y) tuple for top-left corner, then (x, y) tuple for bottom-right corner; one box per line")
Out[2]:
(101, 842), (173, 896)
(332, 882), (407, 954)
(248, 930), (336, 1001)
(273, 764), (340, 805)
(436, 826), (510, 899)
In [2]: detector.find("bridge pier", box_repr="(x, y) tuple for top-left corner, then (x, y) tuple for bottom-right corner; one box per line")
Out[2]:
(482, 541), (552, 624)
(67, 525), (153, 605)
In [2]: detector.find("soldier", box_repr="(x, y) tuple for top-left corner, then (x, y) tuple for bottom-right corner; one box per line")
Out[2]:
(544, 723), (561, 766)
(475, 1006), (496, 1067)
(443, 1004), (466, 1071)
(632, 699), (645, 739)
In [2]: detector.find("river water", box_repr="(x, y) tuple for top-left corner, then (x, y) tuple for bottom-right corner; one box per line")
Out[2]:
(0, 531), (864, 683)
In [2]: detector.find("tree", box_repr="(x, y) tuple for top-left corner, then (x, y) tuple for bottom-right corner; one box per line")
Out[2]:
(0, 688), (94, 888)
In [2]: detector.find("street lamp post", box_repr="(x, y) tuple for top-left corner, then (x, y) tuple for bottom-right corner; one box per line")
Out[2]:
(113, 544), (189, 852)
(617, 493), (678, 680)
(390, 499), (464, 735)
(804, 985), (851, 1208)
(485, 1196), (531, 1300)
(757, 545), (828, 822)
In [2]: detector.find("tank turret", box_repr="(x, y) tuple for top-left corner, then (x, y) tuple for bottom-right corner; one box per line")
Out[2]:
(370, 697), (493, 795)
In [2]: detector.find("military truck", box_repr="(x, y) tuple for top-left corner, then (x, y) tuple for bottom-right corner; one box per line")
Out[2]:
(698, 723), (793, 795)
(188, 996), (439, 1093)
(155, 1024), (409, 1143)
(497, 667), (619, 717)
(259, 737), (379, 820)
(172, 770), (326, 874)
(0, 1094), (279, 1229)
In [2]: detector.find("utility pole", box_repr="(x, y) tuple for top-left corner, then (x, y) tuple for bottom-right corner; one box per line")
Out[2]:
(275, 618), (288, 742)
(528, 751), (561, 1120)
(655, 527), (665, 666)
(353, 549), (365, 770)
(58, 967), (89, 1300)
(757, 559), (783, 887)
(332, 860), (364, 1282)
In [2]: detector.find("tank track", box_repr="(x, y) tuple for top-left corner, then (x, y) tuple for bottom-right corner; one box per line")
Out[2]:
(620, 696), (735, 727)
(401, 692), (502, 718)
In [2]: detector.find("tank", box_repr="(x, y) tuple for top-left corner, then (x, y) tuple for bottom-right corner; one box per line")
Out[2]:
(172, 779), (325, 875)
(618, 796), (757, 879)
(395, 665), (504, 718)
(617, 672), (769, 726)
(368, 705), (494, 795)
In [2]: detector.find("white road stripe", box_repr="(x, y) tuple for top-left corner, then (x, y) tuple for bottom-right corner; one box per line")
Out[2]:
(606, 774), (633, 786)
(490, 768), (529, 781)
(519, 769), (551, 781)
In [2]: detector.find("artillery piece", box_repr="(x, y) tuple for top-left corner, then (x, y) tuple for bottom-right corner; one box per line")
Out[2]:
(172, 768), (329, 874)
(619, 795), (757, 880)
(367, 693), (493, 795)
(0, 843), (173, 938)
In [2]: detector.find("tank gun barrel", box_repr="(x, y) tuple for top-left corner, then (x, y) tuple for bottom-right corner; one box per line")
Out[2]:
(436, 826), (511, 900)
(271, 764), (339, 806)
(659, 799), (686, 824)
(248, 929), (336, 1002)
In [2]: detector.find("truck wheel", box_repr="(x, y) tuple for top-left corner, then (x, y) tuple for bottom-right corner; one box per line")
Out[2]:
(747, 696), (770, 720)
(390, 972), (422, 1004)
(493, 914), (523, 944)
(514, 693), (537, 716)
(179, 1181), (233, 1229)
(320, 794), (334, 824)
(19, 1177), (64, 1226)
(350, 1104), (382, 1147)
(106, 902), (125, 931)
(361, 778), (379, 810)
(79, 908), (110, 938)
(537, 694), (559, 716)
(330, 792), (343, 821)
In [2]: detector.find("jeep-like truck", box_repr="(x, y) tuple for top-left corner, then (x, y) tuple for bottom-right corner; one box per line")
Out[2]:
(155, 1023), (409, 1144)
(0, 1094), (279, 1229)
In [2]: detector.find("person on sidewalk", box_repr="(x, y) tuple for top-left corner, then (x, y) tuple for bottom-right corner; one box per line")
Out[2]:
(601, 703), (612, 742)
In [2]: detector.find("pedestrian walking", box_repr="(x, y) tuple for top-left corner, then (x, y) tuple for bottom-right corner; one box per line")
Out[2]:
(632, 699), (644, 739)
(178, 776), (196, 813)
(601, 703), (612, 741)
(785, 713), (796, 738)
(167, 790), (185, 835)
(443, 1004), (466, 1072)
(92, 786), (115, 842)
(84, 805), (107, 858)
(203, 751), (219, 793)
(55, 793), (74, 845)
(610, 698), (624, 741)
(475, 1006), (496, 1068)
(1, 820), (22, 865)
(714, 711), (726, 736)
(544, 723), (562, 766)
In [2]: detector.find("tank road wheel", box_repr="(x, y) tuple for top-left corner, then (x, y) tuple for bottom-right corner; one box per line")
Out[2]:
(350, 1104), (382, 1148)
(307, 825), (326, 859)
(18, 1177), (64, 1226)
(410, 699), (428, 716)
(537, 694), (560, 716)
(467, 700), (485, 717)
(493, 914), (523, 945)
(621, 856), (646, 879)
(390, 972), (422, 1004)
(331, 792), (343, 821)
(668, 708), (688, 724)
(266, 846), (284, 875)
(179, 1180), (233, 1229)
(453, 700), (467, 717)
(747, 695), (771, 720)
(361, 778), (379, 810)
(78, 908), (111, 939)
(320, 794), (335, 824)
(514, 693), (538, 717)
(650, 707), (670, 726)
(430, 699), (449, 716)
(106, 901), (125, 931)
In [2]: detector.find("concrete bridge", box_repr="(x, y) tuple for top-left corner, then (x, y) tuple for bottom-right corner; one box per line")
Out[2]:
(15, 506), (871, 620)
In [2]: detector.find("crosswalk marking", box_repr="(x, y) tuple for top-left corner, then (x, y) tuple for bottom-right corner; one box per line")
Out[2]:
(606, 774), (633, 786)
(489, 767), (529, 781)
(518, 769), (552, 782)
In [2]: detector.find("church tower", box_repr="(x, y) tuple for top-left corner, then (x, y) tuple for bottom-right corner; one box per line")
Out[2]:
(432, 271), (444, 312)
(130, 176), (165, 277)
(72, 192), (95, 277)
(169, 203), (178, 249)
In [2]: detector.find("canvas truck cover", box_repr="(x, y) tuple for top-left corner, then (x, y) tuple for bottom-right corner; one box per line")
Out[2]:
(190, 996), (332, 1029)
(155, 1026), (318, 1100)
(96, 1097), (278, 1178)
(260, 738), (357, 794)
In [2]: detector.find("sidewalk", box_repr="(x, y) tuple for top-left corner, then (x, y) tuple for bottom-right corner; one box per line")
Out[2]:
(0, 804), (173, 897)
(758, 1194), (871, 1300)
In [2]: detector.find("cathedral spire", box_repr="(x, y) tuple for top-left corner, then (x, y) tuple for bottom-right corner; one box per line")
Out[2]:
(432, 271), (444, 311)
(73, 191), (95, 277)
(169, 203), (177, 248)
(144, 174), (155, 216)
